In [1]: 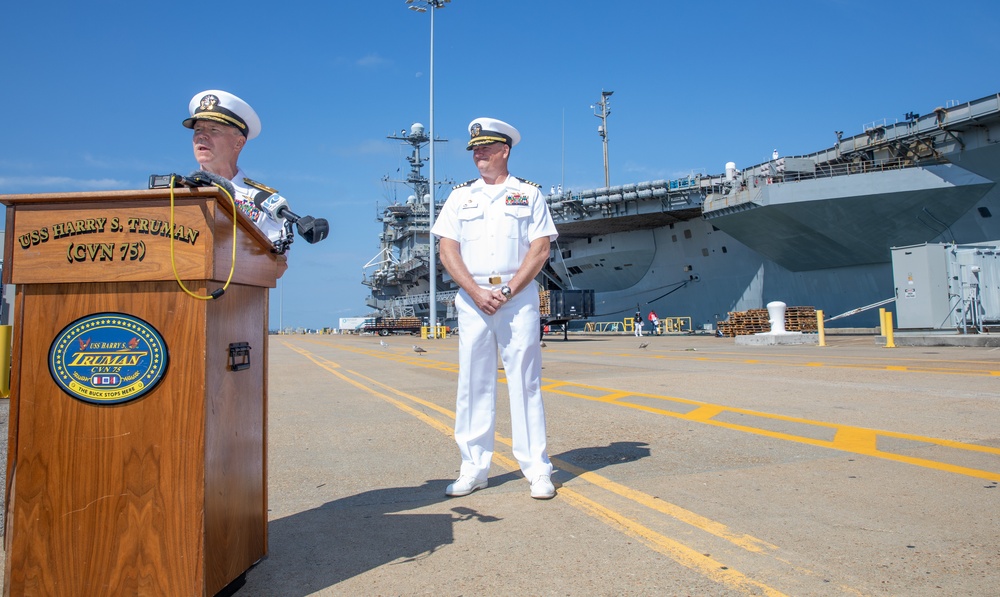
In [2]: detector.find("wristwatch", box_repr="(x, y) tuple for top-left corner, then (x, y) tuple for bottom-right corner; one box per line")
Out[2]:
(500, 285), (512, 299)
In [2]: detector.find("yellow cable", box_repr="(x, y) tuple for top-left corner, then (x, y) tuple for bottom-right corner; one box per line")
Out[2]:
(169, 175), (238, 300)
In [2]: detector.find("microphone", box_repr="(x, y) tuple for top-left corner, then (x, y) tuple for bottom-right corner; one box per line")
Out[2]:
(188, 170), (236, 198)
(255, 192), (291, 223)
(149, 173), (199, 189)
(252, 192), (330, 245)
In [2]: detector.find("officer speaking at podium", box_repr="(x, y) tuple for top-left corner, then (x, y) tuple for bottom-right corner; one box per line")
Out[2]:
(182, 89), (287, 245)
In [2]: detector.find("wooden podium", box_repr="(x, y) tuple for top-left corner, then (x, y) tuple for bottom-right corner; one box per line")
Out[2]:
(1, 188), (285, 596)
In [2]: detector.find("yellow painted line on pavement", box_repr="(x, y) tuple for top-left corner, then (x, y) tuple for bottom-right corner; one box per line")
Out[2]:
(543, 380), (1000, 481)
(281, 340), (791, 595)
(833, 427), (878, 452)
(557, 487), (788, 597)
(685, 404), (727, 422)
(478, 446), (781, 587)
(597, 390), (635, 401)
(283, 343), (454, 436)
(553, 459), (777, 554)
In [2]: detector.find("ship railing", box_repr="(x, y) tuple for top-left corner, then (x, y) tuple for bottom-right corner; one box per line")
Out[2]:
(582, 317), (693, 334)
(771, 156), (922, 183)
(583, 321), (624, 333)
(737, 156), (927, 189)
(546, 175), (703, 210)
(380, 289), (460, 309)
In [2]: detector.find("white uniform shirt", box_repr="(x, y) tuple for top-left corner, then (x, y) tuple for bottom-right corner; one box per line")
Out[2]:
(228, 167), (286, 243)
(432, 175), (557, 278)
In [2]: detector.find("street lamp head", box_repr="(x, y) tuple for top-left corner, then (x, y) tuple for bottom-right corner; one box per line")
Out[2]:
(407, 0), (450, 9)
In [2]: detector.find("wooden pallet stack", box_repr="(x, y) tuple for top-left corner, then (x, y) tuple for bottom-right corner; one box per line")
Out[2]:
(393, 316), (422, 328)
(716, 306), (818, 337)
(539, 290), (551, 317)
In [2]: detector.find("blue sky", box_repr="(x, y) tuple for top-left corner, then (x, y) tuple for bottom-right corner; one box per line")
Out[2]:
(2, 0), (998, 329)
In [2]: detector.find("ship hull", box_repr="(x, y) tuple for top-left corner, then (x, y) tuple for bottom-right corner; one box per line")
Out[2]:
(563, 220), (898, 329)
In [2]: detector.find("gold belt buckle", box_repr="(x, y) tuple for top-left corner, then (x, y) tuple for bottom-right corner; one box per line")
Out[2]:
(488, 275), (501, 285)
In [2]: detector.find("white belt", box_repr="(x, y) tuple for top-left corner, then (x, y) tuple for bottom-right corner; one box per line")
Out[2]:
(473, 274), (514, 286)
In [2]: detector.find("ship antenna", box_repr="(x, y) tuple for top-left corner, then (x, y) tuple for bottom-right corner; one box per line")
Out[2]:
(592, 90), (614, 187)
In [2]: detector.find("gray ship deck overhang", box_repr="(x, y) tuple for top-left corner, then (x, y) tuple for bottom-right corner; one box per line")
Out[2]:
(704, 163), (995, 271)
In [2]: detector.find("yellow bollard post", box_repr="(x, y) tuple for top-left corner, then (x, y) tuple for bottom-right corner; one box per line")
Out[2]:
(816, 310), (826, 347)
(0, 325), (11, 398)
(883, 310), (896, 348)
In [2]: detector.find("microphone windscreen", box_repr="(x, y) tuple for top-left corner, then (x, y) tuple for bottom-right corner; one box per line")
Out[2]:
(312, 218), (330, 243)
(296, 216), (330, 243)
(188, 170), (236, 197)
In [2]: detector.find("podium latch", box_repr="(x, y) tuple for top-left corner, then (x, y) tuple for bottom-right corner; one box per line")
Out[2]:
(228, 342), (251, 371)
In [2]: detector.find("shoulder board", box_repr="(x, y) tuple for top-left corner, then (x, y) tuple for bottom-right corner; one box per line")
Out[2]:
(453, 178), (477, 190)
(515, 177), (541, 188)
(243, 177), (279, 194)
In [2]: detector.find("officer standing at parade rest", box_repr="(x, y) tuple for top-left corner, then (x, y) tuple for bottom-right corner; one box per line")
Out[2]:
(183, 89), (287, 246)
(431, 117), (558, 500)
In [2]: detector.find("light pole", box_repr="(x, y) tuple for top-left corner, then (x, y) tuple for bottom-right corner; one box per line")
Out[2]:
(406, 0), (451, 338)
(592, 90), (613, 188)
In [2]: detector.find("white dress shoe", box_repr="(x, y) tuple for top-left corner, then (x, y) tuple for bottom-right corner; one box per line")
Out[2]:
(530, 474), (556, 499)
(446, 475), (487, 497)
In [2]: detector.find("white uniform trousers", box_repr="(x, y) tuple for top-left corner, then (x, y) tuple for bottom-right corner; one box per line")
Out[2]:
(454, 286), (553, 483)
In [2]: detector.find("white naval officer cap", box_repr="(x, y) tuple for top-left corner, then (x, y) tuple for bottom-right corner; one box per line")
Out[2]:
(467, 117), (520, 150)
(182, 89), (261, 140)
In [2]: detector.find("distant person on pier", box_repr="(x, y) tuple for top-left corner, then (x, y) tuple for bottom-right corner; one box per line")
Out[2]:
(431, 117), (557, 500)
(634, 309), (644, 337)
(183, 89), (287, 245)
(648, 310), (660, 335)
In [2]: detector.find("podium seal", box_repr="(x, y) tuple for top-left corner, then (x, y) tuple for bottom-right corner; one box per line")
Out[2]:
(48, 312), (169, 405)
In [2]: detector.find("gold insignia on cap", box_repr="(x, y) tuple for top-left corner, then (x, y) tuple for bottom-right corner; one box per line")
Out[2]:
(471, 123), (482, 138)
(199, 94), (220, 112)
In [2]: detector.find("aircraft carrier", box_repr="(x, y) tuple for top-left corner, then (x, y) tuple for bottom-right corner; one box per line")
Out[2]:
(363, 92), (1000, 329)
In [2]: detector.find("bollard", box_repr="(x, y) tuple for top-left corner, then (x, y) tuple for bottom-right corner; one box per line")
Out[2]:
(766, 301), (788, 334)
(883, 310), (896, 348)
(879, 308), (886, 341)
(816, 310), (826, 347)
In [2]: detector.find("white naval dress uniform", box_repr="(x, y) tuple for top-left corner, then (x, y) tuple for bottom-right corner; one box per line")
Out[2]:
(228, 167), (286, 244)
(431, 174), (558, 483)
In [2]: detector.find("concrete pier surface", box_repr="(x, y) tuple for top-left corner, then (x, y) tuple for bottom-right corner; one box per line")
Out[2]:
(2, 332), (999, 595)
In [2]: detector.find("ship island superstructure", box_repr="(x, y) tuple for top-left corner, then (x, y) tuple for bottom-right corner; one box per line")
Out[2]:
(365, 93), (1000, 330)
(363, 123), (457, 321)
